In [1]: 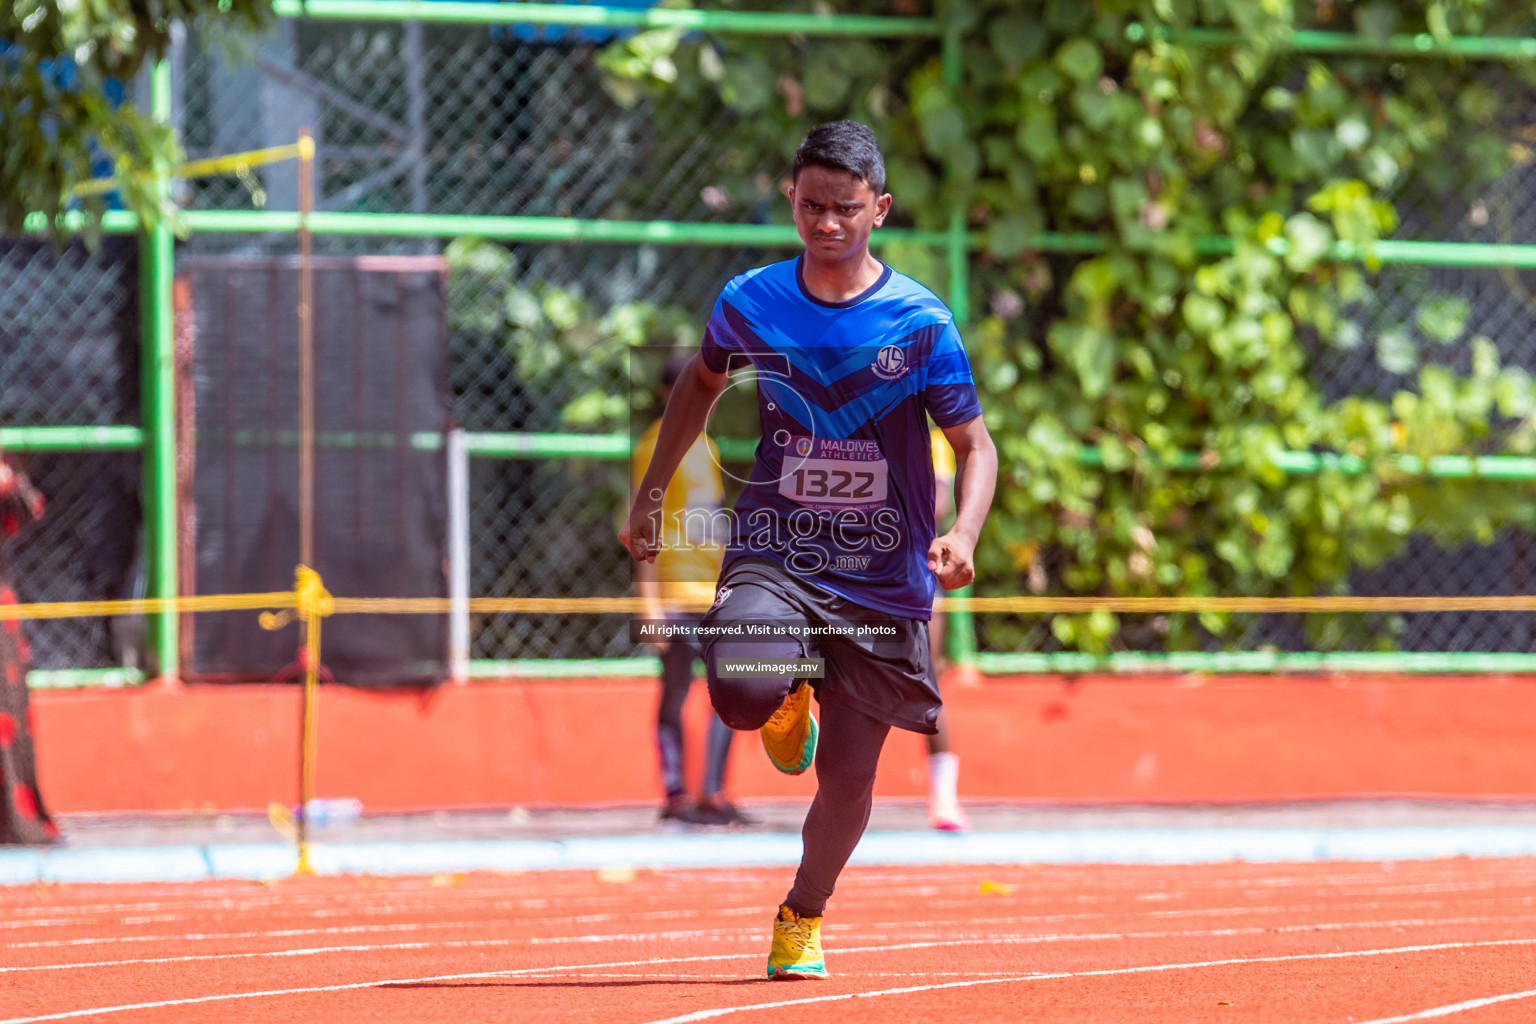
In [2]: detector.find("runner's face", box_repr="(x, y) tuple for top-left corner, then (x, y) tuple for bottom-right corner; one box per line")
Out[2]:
(790, 166), (890, 264)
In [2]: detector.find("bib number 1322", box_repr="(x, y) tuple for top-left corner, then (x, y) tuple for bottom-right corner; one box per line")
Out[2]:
(778, 436), (889, 512)
(789, 466), (876, 500)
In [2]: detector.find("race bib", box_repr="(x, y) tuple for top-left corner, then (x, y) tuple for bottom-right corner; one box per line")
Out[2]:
(778, 435), (889, 512)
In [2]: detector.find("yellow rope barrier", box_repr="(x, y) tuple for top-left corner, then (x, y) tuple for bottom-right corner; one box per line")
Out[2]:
(72, 143), (307, 197)
(937, 595), (1536, 614)
(7, 588), (1536, 622)
(0, 592), (296, 622)
(338, 594), (1536, 614)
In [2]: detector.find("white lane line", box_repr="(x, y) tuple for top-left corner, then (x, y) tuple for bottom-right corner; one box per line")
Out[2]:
(9, 871), (1529, 928)
(1, 886), (974, 929)
(5, 921), (770, 952)
(0, 937), (742, 974)
(0, 895), (777, 926)
(9, 910), (1536, 974)
(6, 920), (480, 950)
(0, 878), (967, 920)
(830, 907), (1536, 937)
(0, 942), (458, 973)
(1356, 988), (1536, 1023)
(18, 890), (1536, 953)
(636, 937), (1536, 1024)
(7, 934), (1536, 1024)
(0, 951), (767, 1024)
(530, 971), (1035, 981)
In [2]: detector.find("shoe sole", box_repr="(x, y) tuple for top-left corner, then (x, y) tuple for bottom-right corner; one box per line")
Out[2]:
(768, 965), (829, 980)
(764, 711), (818, 776)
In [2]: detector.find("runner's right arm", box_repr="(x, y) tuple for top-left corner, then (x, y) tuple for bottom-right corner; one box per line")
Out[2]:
(619, 354), (729, 562)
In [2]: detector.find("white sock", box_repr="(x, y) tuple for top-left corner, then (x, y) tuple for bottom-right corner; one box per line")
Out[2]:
(928, 751), (960, 807)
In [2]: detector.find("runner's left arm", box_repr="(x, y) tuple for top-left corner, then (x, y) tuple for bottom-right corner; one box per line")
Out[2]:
(929, 415), (997, 590)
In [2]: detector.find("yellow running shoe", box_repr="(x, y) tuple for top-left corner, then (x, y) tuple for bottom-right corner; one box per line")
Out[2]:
(767, 904), (828, 979)
(760, 680), (817, 775)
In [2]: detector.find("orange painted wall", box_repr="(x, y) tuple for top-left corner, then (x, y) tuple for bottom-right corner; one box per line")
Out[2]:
(31, 673), (1536, 813)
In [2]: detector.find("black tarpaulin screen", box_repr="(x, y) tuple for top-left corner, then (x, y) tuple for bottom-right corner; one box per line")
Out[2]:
(180, 255), (449, 686)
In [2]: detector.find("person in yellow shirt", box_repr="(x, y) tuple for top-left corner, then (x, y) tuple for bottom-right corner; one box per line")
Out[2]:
(632, 358), (746, 826)
(927, 426), (967, 830)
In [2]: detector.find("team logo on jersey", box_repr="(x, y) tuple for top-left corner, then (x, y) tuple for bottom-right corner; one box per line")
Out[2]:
(795, 437), (813, 457)
(872, 344), (907, 380)
(711, 586), (733, 609)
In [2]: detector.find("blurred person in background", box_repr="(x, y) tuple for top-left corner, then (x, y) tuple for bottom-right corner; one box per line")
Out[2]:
(0, 452), (58, 845)
(925, 426), (967, 831)
(632, 356), (749, 827)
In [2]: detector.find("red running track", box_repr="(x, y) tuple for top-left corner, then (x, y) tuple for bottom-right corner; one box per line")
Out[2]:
(4, 858), (1536, 1023)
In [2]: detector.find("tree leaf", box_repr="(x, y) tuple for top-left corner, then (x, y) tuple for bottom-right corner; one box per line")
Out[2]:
(1053, 37), (1102, 83)
(989, 212), (1040, 258)
(1376, 327), (1417, 375)
(1283, 213), (1333, 272)
(1415, 295), (1471, 345)
(988, 14), (1046, 66)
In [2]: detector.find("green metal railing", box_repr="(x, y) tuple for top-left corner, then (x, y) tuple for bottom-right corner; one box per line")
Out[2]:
(14, 424), (1536, 480)
(1137, 23), (1536, 61)
(270, 0), (940, 34)
(23, 2), (1536, 684)
(35, 209), (1536, 269)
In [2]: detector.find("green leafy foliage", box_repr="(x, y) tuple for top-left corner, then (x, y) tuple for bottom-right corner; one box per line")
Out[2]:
(445, 237), (700, 433)
(1, 0), (272, 243)
(603, 0), (1536, 653)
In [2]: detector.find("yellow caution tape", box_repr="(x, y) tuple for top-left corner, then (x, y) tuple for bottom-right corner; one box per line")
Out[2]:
(71, 142), (306, 197)
(0, 592), (295, 622)
(5, 579), (1536, 623)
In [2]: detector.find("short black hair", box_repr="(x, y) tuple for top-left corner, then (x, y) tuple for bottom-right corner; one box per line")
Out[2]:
(792, 121), (886, 195)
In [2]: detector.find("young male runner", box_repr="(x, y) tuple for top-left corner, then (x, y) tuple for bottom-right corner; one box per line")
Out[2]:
(620, 120), (997, 980)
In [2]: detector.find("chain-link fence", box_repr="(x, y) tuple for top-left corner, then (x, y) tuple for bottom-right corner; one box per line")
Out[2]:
(8, 454), (144, 670)
(14, 11), (1536, 668)
(975, 530), (1536, 662)
(165, 18), (940, 663)
(177, 23), (799, 224)
(0, 240), (143, 670)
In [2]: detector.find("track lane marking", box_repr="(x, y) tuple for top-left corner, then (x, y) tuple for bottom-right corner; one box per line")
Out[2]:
(1356, 988), (1536, 1023)
(0, 879), (973, 921)
(8, 910), (1536, 973)
(10, 874), (1534, 929)
(636, 937), (1536, 1024)
(6, 935), (1536, 1023)
(16, 893), (1536, 951)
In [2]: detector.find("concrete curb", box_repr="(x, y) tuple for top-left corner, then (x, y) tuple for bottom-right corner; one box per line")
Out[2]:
(4, 825), (1536, 885)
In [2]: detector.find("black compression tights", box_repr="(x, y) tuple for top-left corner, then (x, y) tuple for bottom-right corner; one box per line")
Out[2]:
(783, 694), (890, 918)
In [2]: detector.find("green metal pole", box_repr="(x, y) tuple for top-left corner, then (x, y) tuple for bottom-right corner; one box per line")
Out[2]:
(26, 667), (148, 689)
(975, 650), (1536, 675)
(177, 211), (918, 247)
(31, 207), (1536, 271)
(141, 59), (179, 680)
(454, 430), (1536, 481)
(938, 24), (978, 671)
(1128, 23), (1536, 62)
(270, 0), (939, 36)
(0, 427), (144, 452)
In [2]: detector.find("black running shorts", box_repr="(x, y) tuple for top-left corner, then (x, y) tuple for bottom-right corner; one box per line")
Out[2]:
(700, 557), (941, 735)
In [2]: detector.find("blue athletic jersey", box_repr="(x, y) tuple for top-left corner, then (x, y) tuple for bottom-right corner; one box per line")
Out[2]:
(700, 255), (982, 619)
